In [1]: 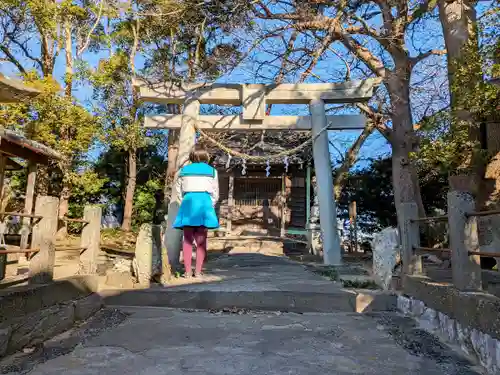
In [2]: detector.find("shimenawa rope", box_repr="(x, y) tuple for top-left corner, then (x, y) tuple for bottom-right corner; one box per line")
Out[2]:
(192, 118), (331, 162)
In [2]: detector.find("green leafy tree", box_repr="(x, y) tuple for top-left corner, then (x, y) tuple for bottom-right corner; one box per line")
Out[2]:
(0, 74), (105, 204)
(338, 157), (448, 233)
(92, 143), (166, 229)
(0, 0), (105, 231)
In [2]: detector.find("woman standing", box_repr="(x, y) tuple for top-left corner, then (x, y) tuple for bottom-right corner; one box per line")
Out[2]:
(173, 145), (219, 278)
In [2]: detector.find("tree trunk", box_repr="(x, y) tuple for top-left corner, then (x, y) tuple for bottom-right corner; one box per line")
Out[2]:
(164, 129), (179, 210)
(121, 17), (140, 232)
(57, 19), (74, 239)
(438, 0), (478, 101)
(64, 19), (73, 97)
(122, 149), (137, 231)
(386, 66), (426, 218)
(57, 176), (71, 239)
(438, 0), (482, 176)
(438, 0), (499, 264)
(334, 124), (375, 201)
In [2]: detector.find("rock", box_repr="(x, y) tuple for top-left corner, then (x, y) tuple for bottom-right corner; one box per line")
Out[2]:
(106, 271), (134, 289)
(456, 321), (474, 356)
(113, 258), (133, 273)
(7, 303), (75, 352)
(0, 327), (11, 357)
(411, 299), (425, 316)
(425, 254), (443, 265)
(371, 227), (400, 290)
(74, 294), (103, 321)
(419, 307), (438, 332)
(397, 295), (411, 314)
(441, 259), (451, 269)
(134, 224), (162, 286)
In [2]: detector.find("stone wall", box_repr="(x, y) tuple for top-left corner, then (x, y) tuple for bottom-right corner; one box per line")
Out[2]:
(399, 275), (500, 374)
(0, 276), (103, 357)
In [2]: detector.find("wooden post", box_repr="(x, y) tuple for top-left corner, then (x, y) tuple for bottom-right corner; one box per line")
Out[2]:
(280, 174), (286, 237)
(447, 190), (482, 290)
(20, 162), (37, 259)
(349, 201), (357, 252)
(305, 164), (311, 227)
(0, 155), (5, 280)
(399, 202), (422, 276)
(0, 155), (6, 202)
(29, 196), (59, 284)
(226, 174), (234, 235)
(79, 205), (102, 274)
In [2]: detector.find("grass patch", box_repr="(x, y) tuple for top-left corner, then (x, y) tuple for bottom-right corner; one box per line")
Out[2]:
(314, 267), (339, 281)
(314, 267), (380, 289)
(101, 228), (138, 253)
(341, 279), (379, 289)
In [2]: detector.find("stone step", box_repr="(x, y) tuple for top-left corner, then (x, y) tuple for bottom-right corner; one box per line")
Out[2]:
(101, 288), (397, 314)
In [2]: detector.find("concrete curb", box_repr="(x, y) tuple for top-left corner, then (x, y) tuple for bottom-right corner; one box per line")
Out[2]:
(102, 288), (397, 314)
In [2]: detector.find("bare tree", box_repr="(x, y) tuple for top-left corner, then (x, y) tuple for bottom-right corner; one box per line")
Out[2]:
(249, 0), (447, 218)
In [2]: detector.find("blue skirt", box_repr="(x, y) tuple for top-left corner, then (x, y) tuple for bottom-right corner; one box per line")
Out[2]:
(173, 192), (219, 229)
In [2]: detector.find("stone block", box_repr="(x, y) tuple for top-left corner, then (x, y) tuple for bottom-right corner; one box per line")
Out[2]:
(0, 327), (11, 357)
(0, 276), (97, 325)
(418, 307), (438, 332)
(74, 294), (103, 321)
(411, 299), (425, 316)
(135, 224), (162, 286)
(456, 321), (474, 356)
(106, 271), (135, 289)
(5, 303), (75, 353)
(403, 275), (500, 340)
(396, 295), (411, 314)
(496, 341), (500, 374)
(371, 227), (399, 290)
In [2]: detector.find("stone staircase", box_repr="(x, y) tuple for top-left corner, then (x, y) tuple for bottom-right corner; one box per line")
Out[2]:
(102, 253), (395, 314)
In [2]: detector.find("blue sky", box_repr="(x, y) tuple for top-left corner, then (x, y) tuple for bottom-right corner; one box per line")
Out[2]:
(3, 1), (477, 171)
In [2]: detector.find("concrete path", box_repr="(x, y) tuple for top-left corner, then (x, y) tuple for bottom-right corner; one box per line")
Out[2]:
(2, 307), (483, 375)
(1, 254), (484, 374)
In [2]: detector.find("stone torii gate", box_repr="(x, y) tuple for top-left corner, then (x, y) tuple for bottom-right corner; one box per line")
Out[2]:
(135, 78), (380, 266)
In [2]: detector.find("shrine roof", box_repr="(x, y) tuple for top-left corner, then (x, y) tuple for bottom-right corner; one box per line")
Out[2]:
(200, 133), (313, 167)
(0, 127), (63, 164)
(0, 74), (40, 103)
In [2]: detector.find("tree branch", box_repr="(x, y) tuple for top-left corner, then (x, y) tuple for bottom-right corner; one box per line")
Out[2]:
(334, 122), (376, 200)
(410, 49), (447, 67)
(356, 102), (392, 142)
(77, 0), (105, 57)
(299, 31), (336, 82)
(408, 0), (439, 24)
(0, 45), (26, 74)
(340, 32), (388, 78)
(5, 33), (43, 70)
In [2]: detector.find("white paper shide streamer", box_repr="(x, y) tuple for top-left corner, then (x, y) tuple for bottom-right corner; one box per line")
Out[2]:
(265, 159), (271, 177)
(241, 159), (247, 175)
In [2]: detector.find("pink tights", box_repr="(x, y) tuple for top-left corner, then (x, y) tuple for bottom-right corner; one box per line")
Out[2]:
(182, 227), (208, 276)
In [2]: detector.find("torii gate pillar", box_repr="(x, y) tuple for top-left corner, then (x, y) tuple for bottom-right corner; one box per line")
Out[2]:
(164, 98), (200, 269)
(310, 99), (342, 265)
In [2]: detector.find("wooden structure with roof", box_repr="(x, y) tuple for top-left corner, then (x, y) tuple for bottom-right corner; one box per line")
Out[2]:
(202, 134), (313, 241)
(0, 74), (62, 280)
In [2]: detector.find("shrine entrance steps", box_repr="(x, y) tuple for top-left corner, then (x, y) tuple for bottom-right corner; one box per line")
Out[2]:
(102, 253), (395, 313)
